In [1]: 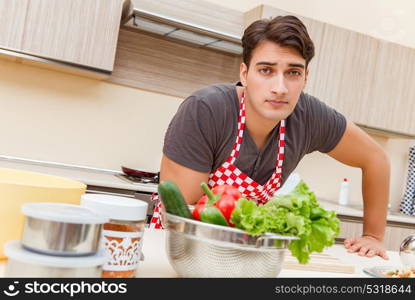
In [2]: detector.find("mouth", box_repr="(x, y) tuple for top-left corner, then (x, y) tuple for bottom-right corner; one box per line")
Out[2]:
(265, 99), (289, 108)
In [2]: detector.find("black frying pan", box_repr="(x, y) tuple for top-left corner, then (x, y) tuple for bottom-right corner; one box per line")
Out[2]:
(121, 166), (160, 183)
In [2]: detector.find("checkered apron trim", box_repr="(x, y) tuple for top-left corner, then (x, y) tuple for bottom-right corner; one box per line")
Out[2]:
(149, 193), (163, 229)
(207, 92), (286, 205)
(149, 92), (286, 229)
(400, 146), (415, 216)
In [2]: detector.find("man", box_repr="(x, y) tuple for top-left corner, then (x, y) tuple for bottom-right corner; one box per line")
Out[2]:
(154, 15), (390, 260)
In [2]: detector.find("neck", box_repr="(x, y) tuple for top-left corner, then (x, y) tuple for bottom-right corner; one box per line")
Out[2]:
(246, 112), (280, 151)
(246, 108), (280, 136)
(240, 90), (281, 150)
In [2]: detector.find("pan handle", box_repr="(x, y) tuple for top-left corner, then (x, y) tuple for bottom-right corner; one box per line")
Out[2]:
(122, 166), (159, 178)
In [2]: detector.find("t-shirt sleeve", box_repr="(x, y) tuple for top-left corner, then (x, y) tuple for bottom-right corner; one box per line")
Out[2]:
(305, 95), (347, 153)
(163, 96), (217, 173)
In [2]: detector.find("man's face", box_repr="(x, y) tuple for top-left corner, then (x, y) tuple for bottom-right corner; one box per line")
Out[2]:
(240, 40), (308, 122)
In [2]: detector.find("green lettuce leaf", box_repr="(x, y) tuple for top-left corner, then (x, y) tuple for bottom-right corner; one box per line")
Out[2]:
(230, 180), (340, 264)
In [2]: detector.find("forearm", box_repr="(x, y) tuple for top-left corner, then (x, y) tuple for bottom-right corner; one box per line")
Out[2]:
(160, 155), (209, 204)
(361, 151), (390, 241)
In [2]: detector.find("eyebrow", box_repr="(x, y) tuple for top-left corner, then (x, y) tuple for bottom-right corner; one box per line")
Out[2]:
(256, 61), (305, 69)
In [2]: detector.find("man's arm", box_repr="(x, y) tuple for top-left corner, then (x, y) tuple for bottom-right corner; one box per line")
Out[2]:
(327, 120), (390, 259)
(160, 154), (210, 205)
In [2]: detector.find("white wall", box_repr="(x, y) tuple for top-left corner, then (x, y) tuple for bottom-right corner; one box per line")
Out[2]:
(0, 59), (181, 173)
(294, 136), (413, 208)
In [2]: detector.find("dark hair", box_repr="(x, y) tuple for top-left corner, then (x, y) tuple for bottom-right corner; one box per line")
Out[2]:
(242, 15), (315, 68)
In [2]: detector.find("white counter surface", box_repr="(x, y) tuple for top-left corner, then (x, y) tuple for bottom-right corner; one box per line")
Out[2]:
(318, 199), (415, 224)
(136, 229), (404, 278)
(0, 159), (157, 193)
(0, 229), (404, 278)
(1, 157), (414, 223)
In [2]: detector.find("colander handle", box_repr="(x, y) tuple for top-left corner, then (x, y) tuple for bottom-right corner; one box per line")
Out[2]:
(255, 233), (299, 248)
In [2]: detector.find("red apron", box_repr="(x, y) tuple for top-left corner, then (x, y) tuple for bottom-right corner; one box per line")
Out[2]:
(149, 92), (286, 229)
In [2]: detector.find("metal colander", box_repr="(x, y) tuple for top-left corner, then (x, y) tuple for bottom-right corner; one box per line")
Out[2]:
(164, 213), (298, 278)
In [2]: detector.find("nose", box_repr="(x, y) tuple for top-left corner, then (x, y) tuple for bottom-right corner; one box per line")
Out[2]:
(270, 74), (288, 95)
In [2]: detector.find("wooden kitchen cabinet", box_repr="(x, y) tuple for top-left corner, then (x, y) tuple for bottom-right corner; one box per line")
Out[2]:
(245, 5), (415, 136)
(109, 0), (243, 97)
(132, 0), (244, 40)
(0, 0), (28, 50)
(21, 0), (125, 72)
(109, 29), (240, 98)
(338, 216), (415, 251)
(0, 0), (128, 76)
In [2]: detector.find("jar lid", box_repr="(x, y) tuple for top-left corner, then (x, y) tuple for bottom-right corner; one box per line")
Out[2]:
(21, 202), (109, 224)
(5, 240), (108, 268)
(81, 194), (148, 221)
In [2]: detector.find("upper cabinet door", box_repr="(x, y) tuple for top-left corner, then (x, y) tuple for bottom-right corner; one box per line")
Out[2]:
(21, 0), (125, 71)
(0, 0), (28, 50)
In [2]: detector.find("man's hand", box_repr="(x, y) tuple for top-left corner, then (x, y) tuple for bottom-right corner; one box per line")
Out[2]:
(344, 236), (389, 260)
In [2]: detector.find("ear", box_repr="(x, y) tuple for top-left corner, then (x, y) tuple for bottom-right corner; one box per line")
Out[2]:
(240, 62), (248, 87)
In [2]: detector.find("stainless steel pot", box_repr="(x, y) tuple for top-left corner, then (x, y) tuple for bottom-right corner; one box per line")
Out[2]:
(4, 240), (107, 278)
(21, 203), (109, 256)
(164, 212), (299, 278)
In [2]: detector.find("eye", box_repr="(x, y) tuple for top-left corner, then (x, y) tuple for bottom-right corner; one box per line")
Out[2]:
(259, 67), (272, 75)
(287, 70), (302, 77)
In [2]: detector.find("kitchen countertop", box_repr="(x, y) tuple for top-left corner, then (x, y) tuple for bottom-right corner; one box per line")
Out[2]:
(318, 199), (415, 224)
(1, 156), (413, 224)
(0, 158), (157, 193)
(137, 229), (403, 278)
(0, 229), (404, 278)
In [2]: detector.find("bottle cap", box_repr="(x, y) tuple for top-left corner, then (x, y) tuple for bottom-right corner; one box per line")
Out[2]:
(81, 194), (148, 221)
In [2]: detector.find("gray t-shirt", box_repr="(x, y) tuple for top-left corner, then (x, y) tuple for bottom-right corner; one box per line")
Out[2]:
(163, 83), (347, 186)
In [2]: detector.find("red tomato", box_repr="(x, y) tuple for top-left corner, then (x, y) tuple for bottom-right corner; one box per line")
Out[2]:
(211, 185), (241, 200)
(192, 195), (208, 220)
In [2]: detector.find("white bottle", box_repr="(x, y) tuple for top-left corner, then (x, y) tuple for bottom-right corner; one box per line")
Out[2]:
(338, 178), (349, 206)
